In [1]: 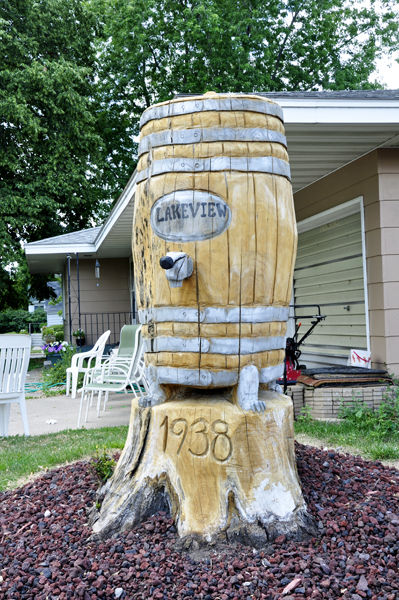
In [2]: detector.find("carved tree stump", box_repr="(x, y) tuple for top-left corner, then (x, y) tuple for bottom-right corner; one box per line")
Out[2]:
(91, 390), (313, 547)
(90, 94), (314, 547)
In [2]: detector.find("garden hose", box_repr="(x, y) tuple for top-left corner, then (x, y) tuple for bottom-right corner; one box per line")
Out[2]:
(25, 381), (66, 393)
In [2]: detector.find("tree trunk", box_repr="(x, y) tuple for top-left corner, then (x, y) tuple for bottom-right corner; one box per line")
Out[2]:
(90, 390), (314, 547)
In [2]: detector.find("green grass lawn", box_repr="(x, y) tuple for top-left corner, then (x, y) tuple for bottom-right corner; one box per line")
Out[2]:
(0, 426), (128, 491)
(1, 398), (399, 493)
(294, 419), (399, 461)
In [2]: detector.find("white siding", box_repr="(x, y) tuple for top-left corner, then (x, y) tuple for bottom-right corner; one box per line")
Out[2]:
(294, 212), (367, 368)
(47, 314), (64, 326)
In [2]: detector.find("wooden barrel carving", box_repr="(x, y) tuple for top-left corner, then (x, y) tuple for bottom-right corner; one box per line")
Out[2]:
(133, 92), (297, 390)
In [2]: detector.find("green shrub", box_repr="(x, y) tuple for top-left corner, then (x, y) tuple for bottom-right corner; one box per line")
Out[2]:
(42, 345), (77, 389)
(42, 326), (55, 336)
(91, 446), (116, 482)
(0, 308), (47, 334)
(337, 384), (399, 441)
(52, 325), (64, 342)
(296, 405), (314, 424)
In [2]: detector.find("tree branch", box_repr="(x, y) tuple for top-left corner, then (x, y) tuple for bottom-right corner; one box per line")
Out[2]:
(147, 43), (162, 73)
(271, 5), (303, 87)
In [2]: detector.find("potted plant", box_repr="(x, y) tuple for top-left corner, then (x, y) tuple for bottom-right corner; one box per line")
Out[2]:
(42, 326), (56, 344)
(72, 328), (85, 347)
(41, 340), (69, 366)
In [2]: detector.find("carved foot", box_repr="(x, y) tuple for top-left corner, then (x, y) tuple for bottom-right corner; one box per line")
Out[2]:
(139, 365), (167, 408)
(138, 394), (164, 408)
(236, 365), (266, 413)
(268, 380), (283, 394)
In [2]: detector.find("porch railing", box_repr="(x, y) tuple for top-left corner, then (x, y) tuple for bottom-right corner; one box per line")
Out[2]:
(79, 312), (135, 346)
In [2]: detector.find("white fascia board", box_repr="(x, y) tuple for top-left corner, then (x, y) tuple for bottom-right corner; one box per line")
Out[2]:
(297, 197), (362, 234)
(275, 99), (399, 124)
(25, 243), (96, 256)
(25, 169), (138, 259)
(94, 170), (137, 250)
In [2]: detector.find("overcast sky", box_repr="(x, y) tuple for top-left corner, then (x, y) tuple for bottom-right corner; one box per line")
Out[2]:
(373, 56), (399, 89)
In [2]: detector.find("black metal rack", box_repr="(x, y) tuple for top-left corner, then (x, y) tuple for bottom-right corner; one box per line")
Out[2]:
(283, 304), (326, 392)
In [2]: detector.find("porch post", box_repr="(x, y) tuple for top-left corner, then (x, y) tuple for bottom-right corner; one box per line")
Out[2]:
(67, 253), (72, 343)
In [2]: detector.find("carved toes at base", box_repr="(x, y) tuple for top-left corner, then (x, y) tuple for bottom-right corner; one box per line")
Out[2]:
(239, 399), (267, 413)
(237, 365), (266, 413)
(138, 395), (164, 408)
(268, 380), (283, 394)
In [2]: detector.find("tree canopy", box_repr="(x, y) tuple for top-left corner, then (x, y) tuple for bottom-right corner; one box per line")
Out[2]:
(93, 0), (399, 203)
(0, 0), (104, 306)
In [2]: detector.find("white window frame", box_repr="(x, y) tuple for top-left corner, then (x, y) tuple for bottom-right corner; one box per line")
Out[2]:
(296, 196), (370, 353)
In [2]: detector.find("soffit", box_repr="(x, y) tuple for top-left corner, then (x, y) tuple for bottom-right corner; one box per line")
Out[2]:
(25, 180), (136, 274)
(264, 96), (399, 193)
(175, 92), (399, 192)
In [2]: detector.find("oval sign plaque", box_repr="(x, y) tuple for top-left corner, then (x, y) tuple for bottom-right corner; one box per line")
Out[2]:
(150, 190), (232, 242)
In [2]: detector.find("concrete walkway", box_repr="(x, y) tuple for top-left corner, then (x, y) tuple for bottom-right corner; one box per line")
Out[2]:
(7, 369), (134, 436)
(8, 392), (133, 436)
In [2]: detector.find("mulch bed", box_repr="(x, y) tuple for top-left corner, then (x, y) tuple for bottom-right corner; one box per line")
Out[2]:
(1, 443), (398, 600)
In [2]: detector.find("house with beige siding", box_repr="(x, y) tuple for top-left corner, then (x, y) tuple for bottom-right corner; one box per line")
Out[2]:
(25, 90), (399, 374)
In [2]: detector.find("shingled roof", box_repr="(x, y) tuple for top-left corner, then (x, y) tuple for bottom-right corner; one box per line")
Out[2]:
(27, 227), (101, 247)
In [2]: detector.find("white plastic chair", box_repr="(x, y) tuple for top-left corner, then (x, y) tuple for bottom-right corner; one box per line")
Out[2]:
(66, 330), (111, 399)
(78, 325), (146, 427)
(0, 334), (31, 437)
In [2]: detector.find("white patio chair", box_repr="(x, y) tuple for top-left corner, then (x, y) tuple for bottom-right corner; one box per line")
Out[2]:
(66, 330), (111, 399)
(0, 334), (31, 437)
(78, 325), (145, 427)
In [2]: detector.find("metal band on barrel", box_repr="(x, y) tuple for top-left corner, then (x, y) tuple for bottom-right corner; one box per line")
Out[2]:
(140, 98), (284, 128)
(154, 363), (284, 387)
(138, 128), (287, 155)
(139, 306), (289, 324)
(259, 363), (284, 384)
(137, 156), (291, 183)
(143, 336), (286, 354)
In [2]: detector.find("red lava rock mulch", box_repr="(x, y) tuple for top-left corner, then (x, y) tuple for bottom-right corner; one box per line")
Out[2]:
(1, 442), (399, 599)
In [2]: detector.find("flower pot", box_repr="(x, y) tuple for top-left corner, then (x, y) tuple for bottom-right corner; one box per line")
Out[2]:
(75, 337), (85, 347)
(49, 353), (62, 366)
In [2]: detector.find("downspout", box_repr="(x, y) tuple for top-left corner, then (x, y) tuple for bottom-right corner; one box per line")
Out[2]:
(76, 252), (81, 346)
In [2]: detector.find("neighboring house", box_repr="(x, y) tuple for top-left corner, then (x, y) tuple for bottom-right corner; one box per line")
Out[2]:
(25, 90), (399, 374)
(45, 281), (63, 326)
(28, 281), (63, 327)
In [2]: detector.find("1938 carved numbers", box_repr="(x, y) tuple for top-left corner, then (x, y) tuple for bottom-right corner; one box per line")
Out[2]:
(160, 416), (232, 462)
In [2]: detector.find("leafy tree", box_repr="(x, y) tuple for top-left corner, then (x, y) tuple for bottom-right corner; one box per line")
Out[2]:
(0, 0), (106, 305)
(0, 307), (47, 334)
(92, 0), (399, 197)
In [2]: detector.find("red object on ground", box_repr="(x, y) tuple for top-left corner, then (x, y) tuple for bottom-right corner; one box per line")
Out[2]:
(285, 357), (302, 382)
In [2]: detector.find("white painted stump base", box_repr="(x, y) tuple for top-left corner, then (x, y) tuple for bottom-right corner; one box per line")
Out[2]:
(91, 391), (313, 547)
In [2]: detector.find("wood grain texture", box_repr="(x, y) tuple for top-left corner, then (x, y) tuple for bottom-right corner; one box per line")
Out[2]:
(140, 111), (285, 138)
(132, 92), (297, 381)
(142, 321), (287, 338)
(97, 95), (310, 547)
(91, 393), (312, 544)
(138, 142), (288, 170)
(145, 349), (285, 369)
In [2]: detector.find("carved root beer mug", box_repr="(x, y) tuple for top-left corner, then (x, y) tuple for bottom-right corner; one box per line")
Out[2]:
(133, 92), (297, 412)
